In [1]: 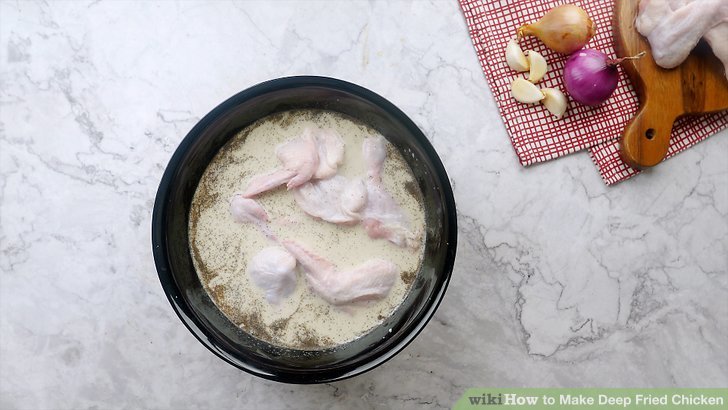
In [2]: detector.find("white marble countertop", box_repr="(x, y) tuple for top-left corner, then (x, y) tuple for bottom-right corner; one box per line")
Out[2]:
(1, 1), (726, 409)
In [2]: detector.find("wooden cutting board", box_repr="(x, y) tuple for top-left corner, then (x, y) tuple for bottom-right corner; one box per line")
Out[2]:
(614, 0), (728, 169)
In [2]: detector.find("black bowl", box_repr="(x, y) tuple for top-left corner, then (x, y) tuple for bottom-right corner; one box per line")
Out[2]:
(152, 76), (457, 384)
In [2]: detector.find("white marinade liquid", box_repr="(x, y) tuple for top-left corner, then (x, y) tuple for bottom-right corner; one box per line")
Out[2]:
(189, 109), (425, 349)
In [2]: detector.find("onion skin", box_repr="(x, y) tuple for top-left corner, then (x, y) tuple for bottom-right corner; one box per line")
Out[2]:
(564, 49), (618, 106)
(518, 5), (596, 54)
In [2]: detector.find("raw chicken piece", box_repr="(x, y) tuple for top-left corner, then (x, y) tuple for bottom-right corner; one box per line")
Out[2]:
(360, 135), (419, 248)
(291, 135), (418, 248)
(242, 169), (297, 199)
(636, 0), (672, 36)
(340, 179), (369, 219)
(313, 128), (345, 179)
(242, 127), (345, 197)
(229, 194), (276, 240)
(247, 246), (298, 304)
(230, 194), (269, 223)
(637, 0), (728, 70)
(658, 0), (728, 79)
(363, 134), (387, 181)
(281, 239), (397, 305)
(293, 176), (368, 225)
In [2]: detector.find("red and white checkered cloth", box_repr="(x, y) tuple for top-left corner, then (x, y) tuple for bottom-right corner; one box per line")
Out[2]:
(459, 0), (728, 185)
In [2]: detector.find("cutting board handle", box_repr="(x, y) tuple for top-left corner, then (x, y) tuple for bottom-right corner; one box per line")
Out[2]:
(619, 101), (677, 169)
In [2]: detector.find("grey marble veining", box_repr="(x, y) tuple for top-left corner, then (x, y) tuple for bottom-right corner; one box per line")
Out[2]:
(1, 1), (726, 409)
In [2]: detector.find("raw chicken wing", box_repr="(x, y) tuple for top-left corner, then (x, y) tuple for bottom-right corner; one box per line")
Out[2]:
(247, 246), (298, 304)
(360, 135), (419, 248)
(313, 128), (345, 179)
(243, 127), (345, 197)
(230, 194), (269, 223)
(281, 239), (397, 305)
(293, 176), (367, 225)
(229, 194), (276, 240)
(637, 0), (728, 76)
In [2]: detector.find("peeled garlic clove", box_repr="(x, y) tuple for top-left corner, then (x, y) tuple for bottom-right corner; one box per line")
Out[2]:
(505, 39), (529, 72)
(541, 88), (567, 119)
(511, 77), (545, 104)
(526, 50), (548, 83)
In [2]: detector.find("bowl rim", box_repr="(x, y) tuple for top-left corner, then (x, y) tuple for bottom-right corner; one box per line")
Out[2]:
(151, 75), (457, 383)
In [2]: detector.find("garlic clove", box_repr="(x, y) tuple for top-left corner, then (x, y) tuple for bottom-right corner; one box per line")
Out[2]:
(511, 77), (545, 104)
(526, 50), (548, 83)
(541, 88), (567, 119)
(505, 39), (529, 72)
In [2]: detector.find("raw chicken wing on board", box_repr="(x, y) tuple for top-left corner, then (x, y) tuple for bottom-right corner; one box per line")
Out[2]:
(636, 0), (728, 78)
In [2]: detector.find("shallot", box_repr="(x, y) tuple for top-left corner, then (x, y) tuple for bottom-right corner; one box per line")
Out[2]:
(518, 5), (596, 54)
